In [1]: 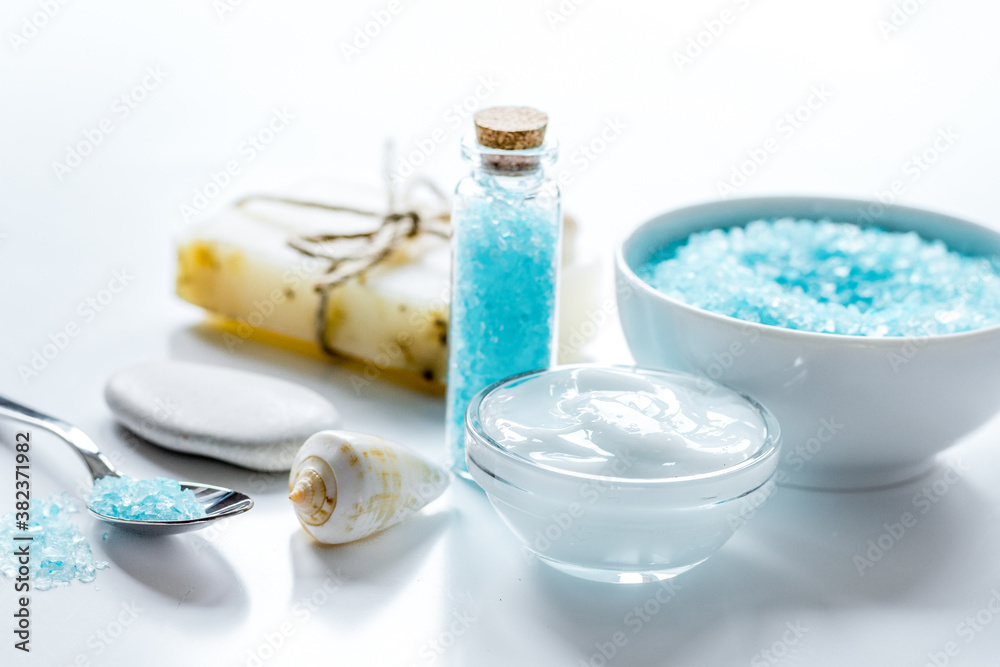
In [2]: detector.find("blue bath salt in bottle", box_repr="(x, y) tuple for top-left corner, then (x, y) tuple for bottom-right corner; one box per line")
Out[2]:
(446, 106), (561, 476)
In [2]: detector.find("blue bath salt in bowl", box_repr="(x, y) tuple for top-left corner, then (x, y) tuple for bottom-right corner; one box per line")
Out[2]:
(87, 476), (206, 521)
(639, 219), (1000, 336)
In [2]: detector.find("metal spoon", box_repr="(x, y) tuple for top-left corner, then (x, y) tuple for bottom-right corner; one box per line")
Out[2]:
(0, 394), (253, 536)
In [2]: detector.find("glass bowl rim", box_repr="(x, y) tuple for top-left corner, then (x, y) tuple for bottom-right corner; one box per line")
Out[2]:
(464, 363), (782, 488)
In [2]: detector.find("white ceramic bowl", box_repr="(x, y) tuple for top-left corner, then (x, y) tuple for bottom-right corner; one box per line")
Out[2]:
(615, 197), (1000, 489)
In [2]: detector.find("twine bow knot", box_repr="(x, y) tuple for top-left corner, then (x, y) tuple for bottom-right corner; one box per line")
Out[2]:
(232, 171), (451, 357)
(235, 193), (451, 291)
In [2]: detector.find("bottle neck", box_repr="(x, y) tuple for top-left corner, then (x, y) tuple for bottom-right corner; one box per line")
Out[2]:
(470, 164), (546, 192)
(461, 132), (558, 193)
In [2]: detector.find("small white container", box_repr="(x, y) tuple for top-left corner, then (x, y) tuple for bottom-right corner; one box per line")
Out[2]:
(465, 365), (781, 584)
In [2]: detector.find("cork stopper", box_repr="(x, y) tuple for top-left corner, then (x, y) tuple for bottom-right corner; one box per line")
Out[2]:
(474, 107), (548, 150)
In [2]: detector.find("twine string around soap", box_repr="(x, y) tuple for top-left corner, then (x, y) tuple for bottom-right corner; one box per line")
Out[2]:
(233, 173), (451, 357)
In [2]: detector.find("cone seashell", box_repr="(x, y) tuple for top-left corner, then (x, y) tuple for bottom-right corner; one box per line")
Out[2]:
(289, 430), (449, 544)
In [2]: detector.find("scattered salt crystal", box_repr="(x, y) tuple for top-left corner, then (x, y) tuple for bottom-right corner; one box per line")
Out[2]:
(86, 476), (206, 521)
(640, 219), (1000, 336)
(0, 493), (107, 590)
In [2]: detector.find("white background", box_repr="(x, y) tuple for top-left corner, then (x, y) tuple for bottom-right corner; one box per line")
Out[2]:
(3, 1), (1000, 665)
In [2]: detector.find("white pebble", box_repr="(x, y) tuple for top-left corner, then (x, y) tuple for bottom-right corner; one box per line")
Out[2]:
(105, 361), (339, 471)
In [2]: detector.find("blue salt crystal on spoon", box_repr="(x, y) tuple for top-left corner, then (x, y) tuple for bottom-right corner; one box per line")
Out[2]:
(87, 476), (206, 521)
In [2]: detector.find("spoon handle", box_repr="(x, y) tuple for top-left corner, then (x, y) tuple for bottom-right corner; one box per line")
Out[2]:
(0, 394), (121, 481)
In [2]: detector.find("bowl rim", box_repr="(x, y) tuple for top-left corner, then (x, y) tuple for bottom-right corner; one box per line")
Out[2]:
(615, 195), (1000, 344)
(464, 363), (782, 488)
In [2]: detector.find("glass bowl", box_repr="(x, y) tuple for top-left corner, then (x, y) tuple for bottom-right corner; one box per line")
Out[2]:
(464, 364), (781, 584)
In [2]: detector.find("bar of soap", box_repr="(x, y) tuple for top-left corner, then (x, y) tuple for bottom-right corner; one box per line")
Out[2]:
(105, 361), (339, 471)
(175, 180), (602, 387)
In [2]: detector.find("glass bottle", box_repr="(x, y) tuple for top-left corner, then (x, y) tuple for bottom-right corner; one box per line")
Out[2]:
(446, 106), (562, 476)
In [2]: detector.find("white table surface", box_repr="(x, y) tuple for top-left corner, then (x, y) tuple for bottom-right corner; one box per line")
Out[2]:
(3, 1), (1000, 665)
